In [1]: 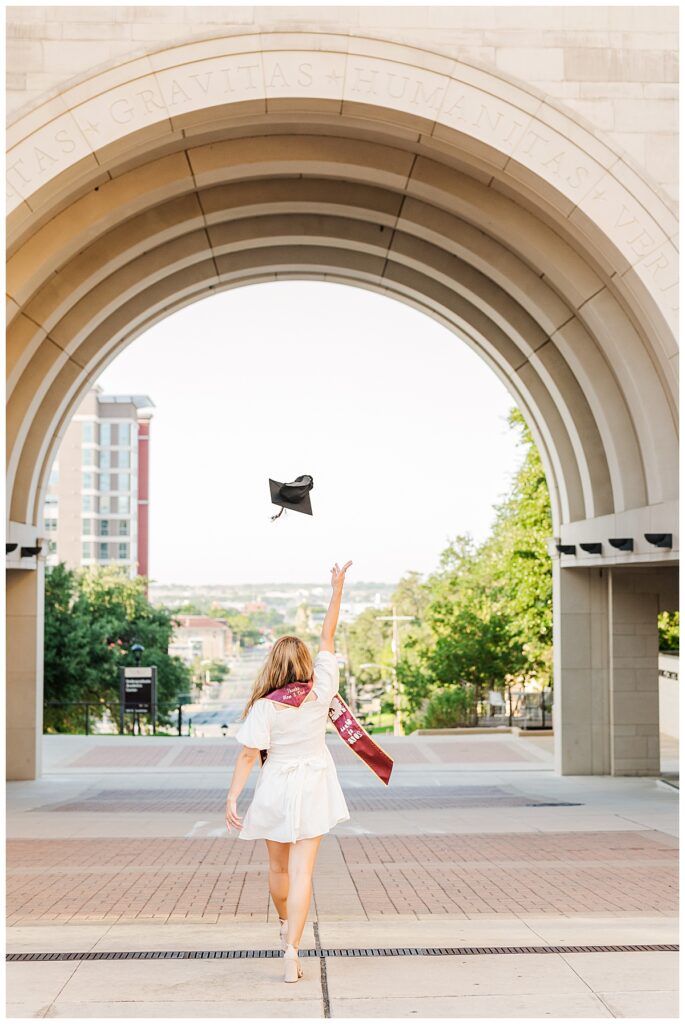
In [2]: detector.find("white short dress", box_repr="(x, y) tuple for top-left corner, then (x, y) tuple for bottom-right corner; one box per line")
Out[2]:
(234, 650), (351, 843)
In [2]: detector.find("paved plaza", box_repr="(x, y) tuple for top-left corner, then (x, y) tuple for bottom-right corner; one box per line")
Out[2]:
(6, 730), (678, 1018)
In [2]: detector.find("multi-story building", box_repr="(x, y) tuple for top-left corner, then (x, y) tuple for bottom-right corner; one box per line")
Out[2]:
(43, 386), (154, 578)
(170, 617), (235, 664)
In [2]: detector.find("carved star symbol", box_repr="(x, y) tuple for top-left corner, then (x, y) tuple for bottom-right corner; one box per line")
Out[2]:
(81, 120), (100, 136)
(591, 188), (606, 203)
(327, 68), (344, 86)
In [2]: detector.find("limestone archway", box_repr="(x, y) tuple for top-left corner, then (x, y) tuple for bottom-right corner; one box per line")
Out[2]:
(6, 32), (679, 781)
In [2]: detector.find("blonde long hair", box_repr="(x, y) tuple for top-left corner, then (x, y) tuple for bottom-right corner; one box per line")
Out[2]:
(240, 635), (314, 720)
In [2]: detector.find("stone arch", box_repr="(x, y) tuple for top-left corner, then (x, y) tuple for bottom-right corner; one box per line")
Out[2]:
(6, 34), (678, 540)
(6, 31), (679, 781)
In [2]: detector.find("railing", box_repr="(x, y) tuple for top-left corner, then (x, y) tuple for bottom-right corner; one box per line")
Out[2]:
(409, 693), (553, 731)
(477, 692), (553, 729)
(43, 701), (194, 736)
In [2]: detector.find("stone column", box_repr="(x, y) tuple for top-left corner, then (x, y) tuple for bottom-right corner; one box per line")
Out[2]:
(552, 563), (611, 775)
(553, 561), (676, 776)
(6, 563), (44, 781)
(608, 568), (663, 777)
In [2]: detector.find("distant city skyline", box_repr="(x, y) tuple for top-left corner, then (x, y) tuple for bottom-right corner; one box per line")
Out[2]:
(97, 281), (527, 585)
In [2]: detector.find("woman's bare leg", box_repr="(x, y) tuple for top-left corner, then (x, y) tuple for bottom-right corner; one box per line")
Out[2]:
(265, 839), (290, 921)
(286, 835), (323, 948)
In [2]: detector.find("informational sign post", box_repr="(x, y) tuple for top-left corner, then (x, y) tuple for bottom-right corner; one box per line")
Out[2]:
(119, 666), (157, 733)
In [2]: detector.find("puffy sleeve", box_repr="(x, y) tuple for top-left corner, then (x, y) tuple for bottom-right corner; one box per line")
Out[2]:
(313, 650), (340, 703)
(234, 698), (271, 750)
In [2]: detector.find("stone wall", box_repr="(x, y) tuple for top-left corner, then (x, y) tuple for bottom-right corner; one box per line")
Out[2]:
(6, 5), (678, 202)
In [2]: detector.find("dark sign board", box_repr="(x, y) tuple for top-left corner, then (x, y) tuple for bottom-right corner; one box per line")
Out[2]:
(120, 666), (157, 712)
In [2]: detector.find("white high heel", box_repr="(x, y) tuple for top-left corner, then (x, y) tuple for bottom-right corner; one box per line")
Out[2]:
(283, 943), (303, 983)
(279, 917), (288, 951)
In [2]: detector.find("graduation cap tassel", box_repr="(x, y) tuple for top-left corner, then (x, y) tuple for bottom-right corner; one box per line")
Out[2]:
(270, 507), (286, 522)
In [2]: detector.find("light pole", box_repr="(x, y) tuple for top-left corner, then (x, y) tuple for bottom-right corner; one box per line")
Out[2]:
(376, 606), (415, 736)
(340, 623), (357, 715)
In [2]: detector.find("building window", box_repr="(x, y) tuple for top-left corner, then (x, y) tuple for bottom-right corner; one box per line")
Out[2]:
(82, 495), (93, 512)
(82, 421), (94, 443)
(82, 542), (91, 560)
(49, 464), (59, 485)
(118, 496), (129, 514)
(82, 471), (94, 490)
(118, 543), (129, 560)
(100, 450), (111, 470)
(118, 519), (129, 536)
(45, 519), (58, 531)
(99, 422), (111, 446)
(82, 447), (96, 467)
(47, 539), (57, 555)
(100, 473), (111, 491)
(117, 472), (130, 492)
(100, 496), (110, 514)
(118, 450), (130, 469)
(99, 519), (110, 536)
(81, 518), (92, 536)
(99, 542), (109, 560)
(45, 494), (58, 506)
(119, 423), (131, 445)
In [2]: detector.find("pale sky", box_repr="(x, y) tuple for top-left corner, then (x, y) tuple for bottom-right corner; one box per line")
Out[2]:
(97, 282), (524, 584)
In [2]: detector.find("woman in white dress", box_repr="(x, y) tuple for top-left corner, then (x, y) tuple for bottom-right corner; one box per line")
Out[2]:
(225, 560), (353, 983)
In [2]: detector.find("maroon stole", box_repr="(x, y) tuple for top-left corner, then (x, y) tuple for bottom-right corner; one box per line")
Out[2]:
(259, 679), (394, 785)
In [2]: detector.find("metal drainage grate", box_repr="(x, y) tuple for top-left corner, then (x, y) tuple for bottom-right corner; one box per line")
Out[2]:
(525, 802), (582, 807)
(6, 943), (678, 962)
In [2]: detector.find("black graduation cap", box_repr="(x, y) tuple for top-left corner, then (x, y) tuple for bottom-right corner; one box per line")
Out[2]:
(269, 474), (314, 520)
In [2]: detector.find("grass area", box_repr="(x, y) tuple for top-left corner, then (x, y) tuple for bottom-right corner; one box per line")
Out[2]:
(362, 712), (395, 734)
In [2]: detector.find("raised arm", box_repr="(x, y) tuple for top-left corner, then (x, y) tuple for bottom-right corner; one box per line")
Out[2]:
(320, 560), (352, 653)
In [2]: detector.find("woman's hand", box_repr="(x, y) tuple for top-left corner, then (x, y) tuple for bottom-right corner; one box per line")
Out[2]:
(330, 560), (353, 591)
(225, 795), (242, 832)
(321, 562), (352, 652)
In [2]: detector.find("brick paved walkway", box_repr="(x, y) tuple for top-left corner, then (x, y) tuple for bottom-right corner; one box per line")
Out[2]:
(339, 832), (677, 917)
(7, 830), (677, 925)
(52, 734), (547, 770)
(7, 735), (679, 1018)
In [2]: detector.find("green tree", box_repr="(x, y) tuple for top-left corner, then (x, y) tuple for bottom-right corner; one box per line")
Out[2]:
(345, 606), (392, 682)
(419, 532), (528, 721)
(223, 610), (262, 646)
(190, 658), (230, 688)
(658, 610), (679, 651)
(422, 410), (551, 713)
(395, 657), (433, 715)
(344, 405), (554, 730)
(392, 571), (430, 619)
(43, 564), (100, 732)
(388, 571), (433, 714)
(44, 563), (191, 733)
(477, 406), (553, 685)
(422, 686), (472, 728)
(207, 659), (229, 682)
